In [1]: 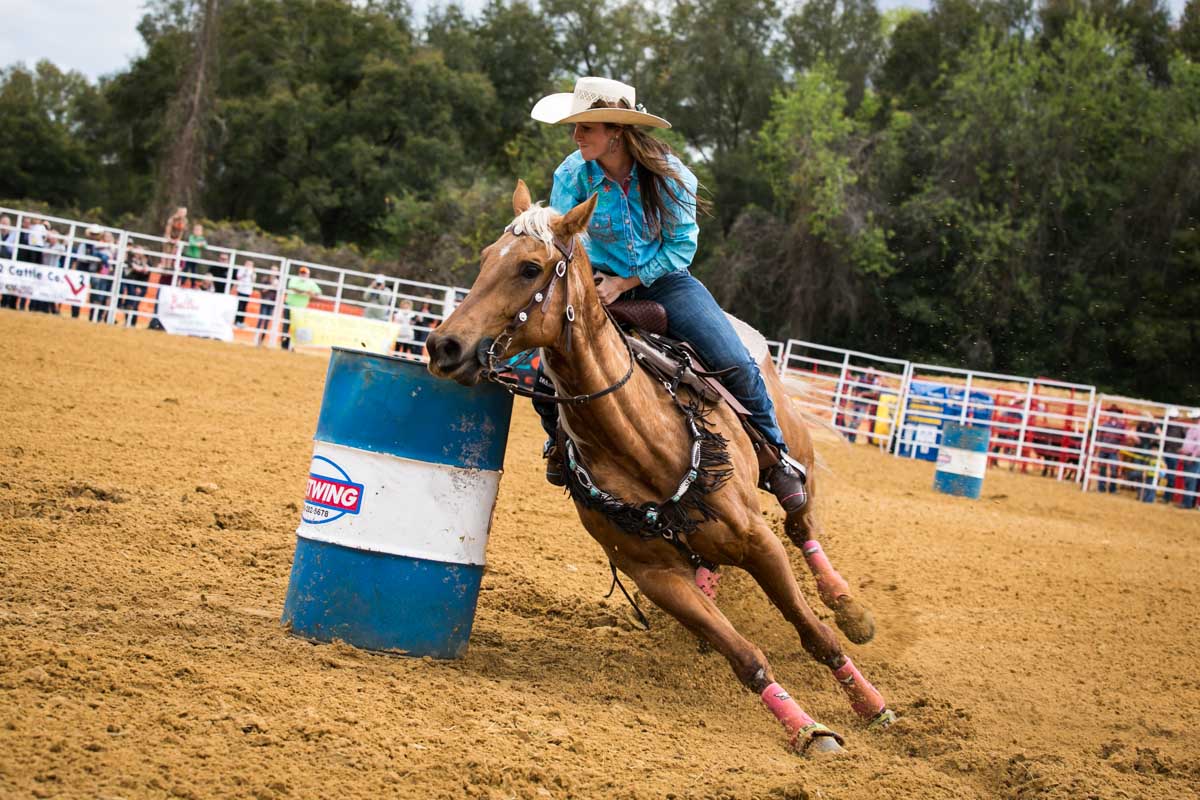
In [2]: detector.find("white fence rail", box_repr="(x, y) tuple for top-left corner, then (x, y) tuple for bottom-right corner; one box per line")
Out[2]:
(4, 205), (1196, 507)
(1082, 395), (1200, 507)
(0, 205), (466, 355)
(896, 364), (1095, 482)
(779, 340), (911, 451)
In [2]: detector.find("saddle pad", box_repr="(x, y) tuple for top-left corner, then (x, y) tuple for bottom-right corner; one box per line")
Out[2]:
(726, 312), (770, 365)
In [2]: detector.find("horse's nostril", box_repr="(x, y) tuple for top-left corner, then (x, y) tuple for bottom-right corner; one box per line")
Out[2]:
(430, 334), (463, 367)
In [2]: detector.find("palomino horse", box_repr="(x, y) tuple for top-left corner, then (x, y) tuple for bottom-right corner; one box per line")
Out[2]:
(426, 181), (894, 754)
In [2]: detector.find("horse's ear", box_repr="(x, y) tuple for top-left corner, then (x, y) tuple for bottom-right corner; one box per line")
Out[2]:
(554, 193), (598, 238)
(513, 180), (532, 215)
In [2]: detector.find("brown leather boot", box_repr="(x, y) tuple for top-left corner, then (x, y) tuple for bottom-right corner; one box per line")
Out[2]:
(543, 438), (567, 487)
(760, 460), (808, 514)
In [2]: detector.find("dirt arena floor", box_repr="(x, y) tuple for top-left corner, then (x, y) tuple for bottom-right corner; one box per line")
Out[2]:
(1, 310), (1198, 800)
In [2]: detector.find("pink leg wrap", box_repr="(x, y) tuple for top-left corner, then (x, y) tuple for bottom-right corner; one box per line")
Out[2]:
(832, 657), (886, 719)
(803, 540), (851, 604)
(694, 566), (720, 600)
(760, 682), (816, 738)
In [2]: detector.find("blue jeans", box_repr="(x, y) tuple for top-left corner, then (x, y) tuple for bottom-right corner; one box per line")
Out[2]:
(1183, 458), (1200, 510)
(1096, 454), (1119, 493)
(535, 270), (787, 450)
(1162, 455), (1177, 503)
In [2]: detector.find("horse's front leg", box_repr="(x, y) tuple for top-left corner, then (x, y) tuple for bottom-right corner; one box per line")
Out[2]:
(784, 503), (877, 645)
(743, 522), (897, 730)
(622, 561), (846, 755)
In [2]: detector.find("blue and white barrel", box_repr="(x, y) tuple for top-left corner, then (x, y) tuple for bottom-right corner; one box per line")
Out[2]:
(281, 348), (513, 659)
(933, 422), (989, 499)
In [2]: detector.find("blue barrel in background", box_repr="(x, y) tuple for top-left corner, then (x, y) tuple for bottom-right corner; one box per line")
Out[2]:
(897, 381), (995, 461)
(933, 422), (990, 499)
(281, 348), (514, 659)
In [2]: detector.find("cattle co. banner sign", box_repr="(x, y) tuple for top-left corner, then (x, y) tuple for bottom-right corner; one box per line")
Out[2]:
(156, 286), (238, 341)
(0, 260), (90, 305)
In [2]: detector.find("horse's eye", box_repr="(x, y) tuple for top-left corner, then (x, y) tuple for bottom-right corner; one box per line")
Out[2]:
(519, 261), (542, 280)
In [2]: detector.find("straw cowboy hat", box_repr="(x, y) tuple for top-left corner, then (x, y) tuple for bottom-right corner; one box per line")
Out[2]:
(531, 77), (671, 129)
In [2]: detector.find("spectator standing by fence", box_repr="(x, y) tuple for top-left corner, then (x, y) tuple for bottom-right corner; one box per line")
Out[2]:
(162, 207), (188, 285)
(281, 266), (321, 350)
(256, 266), (279, 346)
(1135, 418), (1161, 502)
(121, 248), (152, 327)
(69, 225), (98, 319)
(1180, 418), (1200, 510)
(234, 259), (255, 326)
(845, 369), (881, 443)
(90, 231), (117, 323)
(414, 301), (437, 355)
(0, 215), (14, 310)
(0, 214), (15, 259)
(393, 298), (415, 355)
(182, 224), (207, 288)
(210, 251), (231, 293)
(29, 227), (63, 314)
(43, 229), (65, 269)
(17, 216), (36, 266)
(1095, 405), (1127, 493)
(1162, 411), (1186, 505)
(28, 217), (48, 260)
(363, 275), (391, 320)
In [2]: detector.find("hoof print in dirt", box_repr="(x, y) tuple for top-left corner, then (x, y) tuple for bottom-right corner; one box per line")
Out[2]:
(213, 510), (262, 530)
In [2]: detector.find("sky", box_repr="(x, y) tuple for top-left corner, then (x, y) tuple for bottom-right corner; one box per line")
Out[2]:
(0, 0), (1189, 82)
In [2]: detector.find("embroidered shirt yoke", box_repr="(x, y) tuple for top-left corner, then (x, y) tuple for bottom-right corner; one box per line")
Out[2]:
(549, 150), (699, 287)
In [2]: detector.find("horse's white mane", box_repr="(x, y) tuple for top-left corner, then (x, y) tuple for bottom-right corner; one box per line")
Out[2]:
(509, 203), (558, 255)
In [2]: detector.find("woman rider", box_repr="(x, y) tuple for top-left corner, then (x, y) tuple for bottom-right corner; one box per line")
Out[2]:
(530, 77), (808, 514)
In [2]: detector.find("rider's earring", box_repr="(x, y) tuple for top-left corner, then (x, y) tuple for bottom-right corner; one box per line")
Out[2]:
(608, 137), (618, 153)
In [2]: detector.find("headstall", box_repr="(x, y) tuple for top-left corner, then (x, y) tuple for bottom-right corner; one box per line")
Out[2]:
(480, 226), (635, 405)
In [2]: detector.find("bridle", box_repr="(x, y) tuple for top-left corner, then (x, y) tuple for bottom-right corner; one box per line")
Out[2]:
(479, 227), (635, 405)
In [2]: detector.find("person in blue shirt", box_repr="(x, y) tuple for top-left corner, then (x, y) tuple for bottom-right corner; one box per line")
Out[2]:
(529, 77), (808, 514)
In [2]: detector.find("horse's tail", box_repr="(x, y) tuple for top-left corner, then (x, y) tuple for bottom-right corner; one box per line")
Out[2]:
(777, 372), (848, 475)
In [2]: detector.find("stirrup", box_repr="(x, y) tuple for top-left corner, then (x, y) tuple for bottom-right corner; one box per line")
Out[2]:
(543, 438), (566, 487)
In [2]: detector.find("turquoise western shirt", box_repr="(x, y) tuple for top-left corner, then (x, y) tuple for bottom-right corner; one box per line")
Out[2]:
(549, 150), (699, 287)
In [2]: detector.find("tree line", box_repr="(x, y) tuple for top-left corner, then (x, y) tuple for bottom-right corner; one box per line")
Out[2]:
(1, 0), (1198, 401)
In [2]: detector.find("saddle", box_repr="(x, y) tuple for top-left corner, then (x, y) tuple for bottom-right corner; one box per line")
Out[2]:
(607, 299), (780, 471)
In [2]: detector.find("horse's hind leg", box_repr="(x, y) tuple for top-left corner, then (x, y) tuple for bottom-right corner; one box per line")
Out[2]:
(743, 524), (896, 730)
(785, 503), (876, 645)
(626, 563), (845, 755)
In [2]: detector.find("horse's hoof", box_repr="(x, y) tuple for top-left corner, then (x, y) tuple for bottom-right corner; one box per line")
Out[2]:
(834, 597), (876, 645)
(867, 708), (897, 731)
(805, 735), (846, 756)
(791, 724), (846, 757)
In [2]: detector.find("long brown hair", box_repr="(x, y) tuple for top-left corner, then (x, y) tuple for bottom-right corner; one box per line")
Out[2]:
(591, 99), (711, 239)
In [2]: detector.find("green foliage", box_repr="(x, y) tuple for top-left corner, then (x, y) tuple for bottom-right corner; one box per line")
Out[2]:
(782, 0), (884, 111)
(0, 63), (96, 207)
(758, 65), (892, 279)
(2, 0), (1197, 400)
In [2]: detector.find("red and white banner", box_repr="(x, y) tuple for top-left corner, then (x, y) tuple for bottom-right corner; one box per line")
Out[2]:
(0, 260), (90, 305)
(156, 286), (237, 341)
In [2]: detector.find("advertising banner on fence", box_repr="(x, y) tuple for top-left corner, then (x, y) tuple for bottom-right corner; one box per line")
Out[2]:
(0, 260), (90, 305)
(290, 307), (399, 354)
(157, 286), (237, 341)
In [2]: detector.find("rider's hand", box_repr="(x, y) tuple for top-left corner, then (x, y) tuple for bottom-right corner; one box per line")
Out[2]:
(595, 273), (639, 306)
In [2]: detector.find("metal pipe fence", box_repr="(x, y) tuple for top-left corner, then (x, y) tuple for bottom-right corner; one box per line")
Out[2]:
(4, 205), (1197, 507)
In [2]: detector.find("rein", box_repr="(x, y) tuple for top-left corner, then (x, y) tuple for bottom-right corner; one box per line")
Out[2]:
(476, 217), (732, 624)
(480, 229), (635, 405)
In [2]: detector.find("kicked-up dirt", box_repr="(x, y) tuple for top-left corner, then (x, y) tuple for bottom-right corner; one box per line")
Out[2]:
(1, 310), (1198, 799)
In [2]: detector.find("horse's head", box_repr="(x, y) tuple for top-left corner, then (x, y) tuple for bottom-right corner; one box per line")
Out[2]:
(427, 180), (597, 385)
